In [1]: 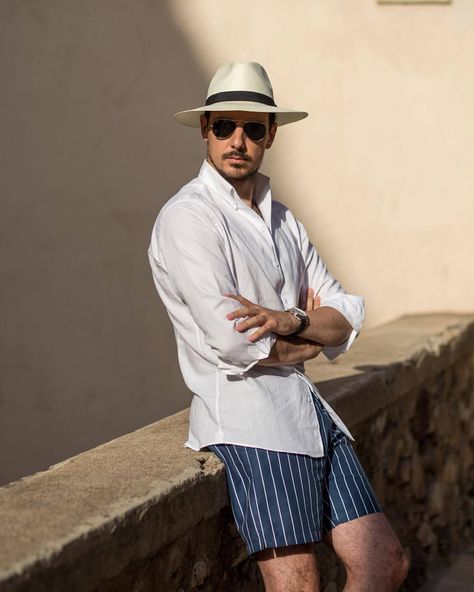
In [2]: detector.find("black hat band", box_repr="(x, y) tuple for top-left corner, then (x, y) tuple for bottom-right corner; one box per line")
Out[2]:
(205, 91), (277, 107)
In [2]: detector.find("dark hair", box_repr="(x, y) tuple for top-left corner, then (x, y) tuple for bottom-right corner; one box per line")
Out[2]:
(204, 111), (276, 126)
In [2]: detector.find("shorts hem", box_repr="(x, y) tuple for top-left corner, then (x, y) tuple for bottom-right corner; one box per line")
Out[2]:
(247, 533), (324, 556)
(322, 507), (384, 535)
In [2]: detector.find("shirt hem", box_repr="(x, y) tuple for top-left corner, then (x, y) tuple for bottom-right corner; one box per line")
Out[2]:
(185, 439), (325, 459)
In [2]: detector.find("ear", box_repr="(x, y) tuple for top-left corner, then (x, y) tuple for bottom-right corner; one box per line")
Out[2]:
(200, 113), (209, 140)
(265, 123), (277, 149)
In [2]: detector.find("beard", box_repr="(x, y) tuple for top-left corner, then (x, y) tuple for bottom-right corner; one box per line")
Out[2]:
(208, 150), (261, 182)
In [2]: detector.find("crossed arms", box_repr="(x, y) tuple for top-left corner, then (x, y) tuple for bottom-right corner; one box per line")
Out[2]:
(154, 201), (364, 375)
(225, 289), (354, 368)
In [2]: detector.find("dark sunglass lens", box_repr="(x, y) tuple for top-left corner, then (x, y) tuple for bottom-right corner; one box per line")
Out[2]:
(212, 119), (236, 139)
(243, 122), (266, 141)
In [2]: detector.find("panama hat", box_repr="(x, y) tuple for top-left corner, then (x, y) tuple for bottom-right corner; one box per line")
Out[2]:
(174, 62), (308, 127)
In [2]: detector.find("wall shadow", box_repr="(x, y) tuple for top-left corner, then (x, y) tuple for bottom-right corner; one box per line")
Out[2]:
(0, 0), (209, 485)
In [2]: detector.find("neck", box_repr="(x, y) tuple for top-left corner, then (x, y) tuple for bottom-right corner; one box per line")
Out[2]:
(231, 177), (263, 218)
(228, 176), (257, 206)
(206, 156), (258, 208)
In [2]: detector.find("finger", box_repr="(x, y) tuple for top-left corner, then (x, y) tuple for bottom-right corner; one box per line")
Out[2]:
(247, 321), (274, 342)
(227, 305), (263, 320)
(306, 287), (314, 312)
(235, 314), (268, 332)
(314, 295), (321, 308)
(223, 293), (251, 306)
(226, 306), (250, 320)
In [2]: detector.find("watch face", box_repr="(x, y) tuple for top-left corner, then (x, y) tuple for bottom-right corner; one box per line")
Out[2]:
(293, 307), (306, 317)
(287, 307), (309, 336)
(290, 307), (307, 321)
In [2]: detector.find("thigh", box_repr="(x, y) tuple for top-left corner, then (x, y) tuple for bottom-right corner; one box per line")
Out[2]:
(255, 542), (320, 592)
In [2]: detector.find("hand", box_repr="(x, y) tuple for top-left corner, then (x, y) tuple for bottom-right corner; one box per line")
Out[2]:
(224, 288), (320, 342)
(258, 335), (324, 367)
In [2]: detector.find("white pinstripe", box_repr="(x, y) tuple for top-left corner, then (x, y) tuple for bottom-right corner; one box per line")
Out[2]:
(265, 450), (289, 546)
(324, 419), (351, 522)
(296, 455), (313, 538)
(286, 453), (311, 539)
(277, 453), (298, 542)
(303, 455), (318, 534)
(254, 448), (278, 547)
(334, 447), (360, 519)
(346, 445), (380, 513)
(216, 447), (252, 550)
(244, 446), (268, 548)
(339, 442), (370, 515)
(327, 488), (342, 522)
(313, 398), (340, 528)
(230, 445), (263, 550)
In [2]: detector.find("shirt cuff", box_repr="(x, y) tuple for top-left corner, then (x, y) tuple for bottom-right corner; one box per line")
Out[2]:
(322, 327), (359, 361)
(217, 332), (277, 375)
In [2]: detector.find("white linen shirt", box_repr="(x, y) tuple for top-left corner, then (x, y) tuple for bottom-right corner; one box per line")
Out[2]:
(148, 160), (365, 458)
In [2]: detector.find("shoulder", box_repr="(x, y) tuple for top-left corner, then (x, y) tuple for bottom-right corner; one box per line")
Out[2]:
(272, 199), (293, 220)
(155, 178), (220, 231)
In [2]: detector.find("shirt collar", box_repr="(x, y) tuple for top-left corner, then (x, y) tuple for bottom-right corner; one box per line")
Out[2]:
(198, 160), (272, 224)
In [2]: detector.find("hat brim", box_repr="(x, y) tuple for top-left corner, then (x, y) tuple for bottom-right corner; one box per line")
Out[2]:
(174, 101), (308, 127)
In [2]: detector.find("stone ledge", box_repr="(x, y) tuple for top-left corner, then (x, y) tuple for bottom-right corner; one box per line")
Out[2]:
(307, 313), (474, 428)
(0, 313), (472, 592)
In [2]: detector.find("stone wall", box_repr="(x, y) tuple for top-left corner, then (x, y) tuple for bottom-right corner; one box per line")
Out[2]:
(350, 355), (473, 591)
(0, 314), (472, 592)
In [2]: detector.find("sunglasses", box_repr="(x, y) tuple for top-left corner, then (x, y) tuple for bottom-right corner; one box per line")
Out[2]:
(210, 118), (268, 142)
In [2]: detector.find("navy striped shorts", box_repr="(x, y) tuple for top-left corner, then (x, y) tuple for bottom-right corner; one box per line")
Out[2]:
(207, 392), (382, 555)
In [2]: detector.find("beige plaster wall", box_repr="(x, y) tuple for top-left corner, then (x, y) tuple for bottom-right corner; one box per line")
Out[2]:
(1, 0), (472, 485)
(169, 0), (474, 327)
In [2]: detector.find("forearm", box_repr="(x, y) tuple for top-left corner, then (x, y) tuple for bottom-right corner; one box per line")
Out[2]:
(298, 306), (353, 346)
(257, 335), (323, 367)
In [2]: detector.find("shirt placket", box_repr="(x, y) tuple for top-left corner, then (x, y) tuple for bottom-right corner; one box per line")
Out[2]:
(236, 204), (283, 276)
(237, 206), (323, 440)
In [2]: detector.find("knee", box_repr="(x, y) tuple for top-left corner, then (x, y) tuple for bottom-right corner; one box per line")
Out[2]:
(347, 543), (409, 591)
(389, 545), (410, 590)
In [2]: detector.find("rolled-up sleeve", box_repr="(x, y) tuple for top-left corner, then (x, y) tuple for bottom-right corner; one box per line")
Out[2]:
(150, 200), (275, 375)
(296, 218), (364, 361)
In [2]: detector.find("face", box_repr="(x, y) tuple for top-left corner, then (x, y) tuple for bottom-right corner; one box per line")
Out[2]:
(200, 110), (277, 183)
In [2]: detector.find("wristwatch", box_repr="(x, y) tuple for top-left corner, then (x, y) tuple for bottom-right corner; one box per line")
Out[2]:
(285, 307), (310, 336)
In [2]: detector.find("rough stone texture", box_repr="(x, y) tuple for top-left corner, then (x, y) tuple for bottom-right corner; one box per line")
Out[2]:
(351, 357), (474, 591)
(0, 313), (472, 591)
(418, 545), (474, 592)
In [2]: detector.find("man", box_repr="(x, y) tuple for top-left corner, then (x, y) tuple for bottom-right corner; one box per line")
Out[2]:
(148, 62), (408, 591)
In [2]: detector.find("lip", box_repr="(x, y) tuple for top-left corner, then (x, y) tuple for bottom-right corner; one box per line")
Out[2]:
(226, 156), (248, 162)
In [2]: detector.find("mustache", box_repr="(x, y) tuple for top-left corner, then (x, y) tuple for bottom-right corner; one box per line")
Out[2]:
(223, 151), (251, 161)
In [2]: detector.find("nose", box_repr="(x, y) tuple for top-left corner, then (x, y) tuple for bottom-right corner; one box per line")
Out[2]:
(230, 125), (246, 151)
